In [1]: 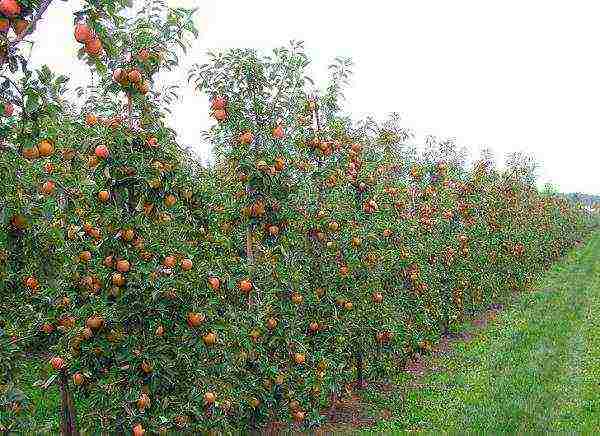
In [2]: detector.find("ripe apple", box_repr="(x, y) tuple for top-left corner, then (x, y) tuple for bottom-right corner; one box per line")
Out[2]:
(272, 125), (284, 139)
(136, 81), (149, 95)
(112, 68), (126, 84)
(211, 96), (226, 110)
(372, 292), (383, 303)
(3, 102), (13, 116)
(181, 258), (193, 271)
(291, 292), (303, 304)
(41, 180), (56, 195)
(163, 255), (176, 268)
(85, 114), (98, 126)
(204, 391), (216, 404)
(213, 109), (226, 121)
(116, 259), (130, 273)
(132, 423), (145, 436)
(24, 276), (38, 289)
(208, 276), (220, 290)
(98, 190), (110, 202)
(0, 0), (21, 18)
(85, 38), (102, 56)
(74, 22), (93, 43)
(128, 69), (142, 84)
(137, 48), (150, 61)
(202, 332), (217, 346)
(72, 372), (84, 385)
(50, 356), (65, 370)
(239, 279), (253, 294)
(38, 140), (54, 157)
(164, 194), (177, 207)
(86, 316), (104, 330)
(239, 131), (254, 145)
(187, 312), (204, 328)
(95, 145), (109, 159)
(294, 353), (305, 365)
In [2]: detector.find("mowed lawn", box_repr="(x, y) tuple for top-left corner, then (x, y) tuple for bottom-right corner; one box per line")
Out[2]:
(363, 231), (600, 434)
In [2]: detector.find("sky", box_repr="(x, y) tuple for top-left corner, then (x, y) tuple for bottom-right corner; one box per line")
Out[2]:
(27, 0), (600, 194)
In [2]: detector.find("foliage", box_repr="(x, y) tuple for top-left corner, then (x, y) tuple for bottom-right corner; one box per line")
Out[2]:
(0, 0), (597, 433)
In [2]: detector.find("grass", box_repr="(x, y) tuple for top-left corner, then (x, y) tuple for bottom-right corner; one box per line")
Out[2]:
(4, 232), (600, 433)
(0, 357), (62, 432)
(359, 230), (600, 434)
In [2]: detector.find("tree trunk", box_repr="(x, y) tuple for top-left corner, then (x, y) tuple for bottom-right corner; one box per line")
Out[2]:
(355, 351), (366, 389)
(127, 92), (133, 130)
(58, 369), (79, 436)
(327, 392), (338, 420)
(246, 227), (254, 264)
(127, 185), (136, 213)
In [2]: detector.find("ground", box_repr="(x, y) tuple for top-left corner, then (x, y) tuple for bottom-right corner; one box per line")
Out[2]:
(339, 231), (600, 434)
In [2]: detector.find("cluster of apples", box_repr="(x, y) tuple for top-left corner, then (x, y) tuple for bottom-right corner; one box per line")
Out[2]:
(362, 199), (379, 214)
(309, 137), (339, 157)
(346, 142), (363, 182)
(84, 113), (133, 131)
(74, 21), (103, 57)
(0, 0), (29, 38)
(21, 138), (54, 159)
(210, 96), (227, 121)
(112, 66), (149, 95)
(19, 139), (57, 195)
(237, 123), (285, 146)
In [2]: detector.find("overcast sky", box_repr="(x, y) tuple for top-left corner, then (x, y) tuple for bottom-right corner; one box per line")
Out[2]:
(29, 0), (599, 194)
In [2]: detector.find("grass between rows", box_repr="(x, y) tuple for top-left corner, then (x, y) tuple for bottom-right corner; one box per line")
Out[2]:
(356, 230), (600, 434)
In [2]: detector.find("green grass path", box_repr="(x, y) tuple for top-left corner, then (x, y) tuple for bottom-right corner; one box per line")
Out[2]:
(365, 231), (600, 434)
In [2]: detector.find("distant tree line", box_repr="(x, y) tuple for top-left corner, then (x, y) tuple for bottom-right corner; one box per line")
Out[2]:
(561, 192), (600, 208)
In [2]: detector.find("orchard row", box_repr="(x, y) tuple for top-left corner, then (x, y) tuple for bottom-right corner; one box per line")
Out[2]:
(0, 1), (595, 434)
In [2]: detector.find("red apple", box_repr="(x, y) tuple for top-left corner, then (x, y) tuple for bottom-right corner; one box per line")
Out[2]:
(272, 125), (284, 139)
(3, 102), (13, 117)
(74, 22), (93, 43)
(50, 356), (65, 370)
(211, 96), (226, 110)
(0, 0), (21, 18)
(95, 145), (109, 159)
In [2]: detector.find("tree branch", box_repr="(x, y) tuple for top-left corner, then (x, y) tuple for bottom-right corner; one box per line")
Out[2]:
(7, 0), (55, 51)
(112, 176), (144, 188)
(0, 75), (24, 107)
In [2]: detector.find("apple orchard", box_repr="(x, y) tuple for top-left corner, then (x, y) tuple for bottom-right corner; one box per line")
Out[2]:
(0, 0), (595, 434)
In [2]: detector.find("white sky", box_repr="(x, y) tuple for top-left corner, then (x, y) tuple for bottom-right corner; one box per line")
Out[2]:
(28, 0), (599, 194)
